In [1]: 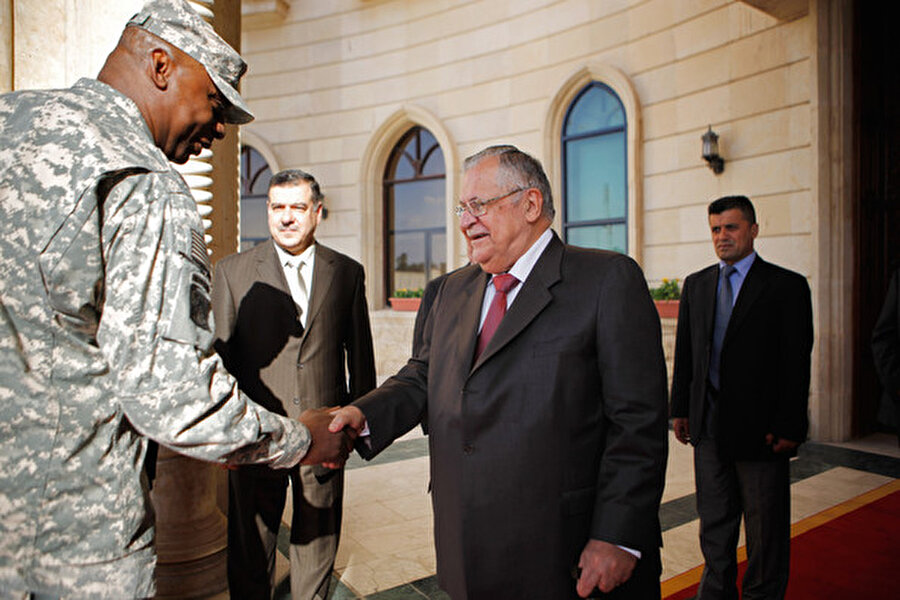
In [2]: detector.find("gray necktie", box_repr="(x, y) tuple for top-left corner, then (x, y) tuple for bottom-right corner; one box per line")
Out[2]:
(295, 260), (308, 329)
(296, 260), (308, 307)
(709, 264), (735, 390)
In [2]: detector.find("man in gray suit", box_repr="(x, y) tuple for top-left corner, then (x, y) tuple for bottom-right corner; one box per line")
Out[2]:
(213, 169), (376, 599)
(331, 145), (668, 599)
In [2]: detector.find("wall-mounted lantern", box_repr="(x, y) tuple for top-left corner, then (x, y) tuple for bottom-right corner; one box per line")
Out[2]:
(701, 125), (725, 174)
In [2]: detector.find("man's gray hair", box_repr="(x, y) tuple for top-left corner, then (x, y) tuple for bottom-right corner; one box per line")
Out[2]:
(464, 145), (555, 221)
(268, 169), (324, 204)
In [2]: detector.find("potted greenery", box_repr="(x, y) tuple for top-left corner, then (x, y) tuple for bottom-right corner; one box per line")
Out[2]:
(389, 287), (424, 311)
(649, 278), (681, 319)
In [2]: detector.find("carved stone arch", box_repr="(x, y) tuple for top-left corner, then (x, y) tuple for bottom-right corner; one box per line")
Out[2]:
(240, 129), (280, 174)
(359, 105), (459, 307)
(234, 129), (280, 250)
(543, 64), (643, 264)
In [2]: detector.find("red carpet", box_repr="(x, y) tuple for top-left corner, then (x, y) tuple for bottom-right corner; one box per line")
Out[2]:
(662, 480), (900, 599)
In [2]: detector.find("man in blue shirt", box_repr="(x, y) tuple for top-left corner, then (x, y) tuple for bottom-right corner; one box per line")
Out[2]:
(671, 195), (813, 600)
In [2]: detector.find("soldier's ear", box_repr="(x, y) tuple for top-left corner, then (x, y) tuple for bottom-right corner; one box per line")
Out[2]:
(148, 47), (174, 91)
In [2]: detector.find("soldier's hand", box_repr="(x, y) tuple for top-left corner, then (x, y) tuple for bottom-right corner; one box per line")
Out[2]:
(298, 407), (353, 466)
(314, 406), (367, 469)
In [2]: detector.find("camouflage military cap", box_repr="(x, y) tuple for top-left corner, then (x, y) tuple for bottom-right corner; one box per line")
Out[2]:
(127, 0), (254, 124)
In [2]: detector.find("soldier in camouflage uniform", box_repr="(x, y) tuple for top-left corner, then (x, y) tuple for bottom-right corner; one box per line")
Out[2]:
(0, 1), (350, 598)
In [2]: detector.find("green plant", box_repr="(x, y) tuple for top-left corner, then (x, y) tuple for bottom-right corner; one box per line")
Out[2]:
(392, 287), (424, 298)
(649, 278), (681, 300)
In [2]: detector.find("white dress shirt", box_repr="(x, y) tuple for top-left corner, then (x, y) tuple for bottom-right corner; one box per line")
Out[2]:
(478, 227), (553, 331)
(274, 242), (316, 329)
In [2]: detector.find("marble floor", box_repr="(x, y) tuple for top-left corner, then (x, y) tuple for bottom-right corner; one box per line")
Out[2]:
(229, 431), (899, 600)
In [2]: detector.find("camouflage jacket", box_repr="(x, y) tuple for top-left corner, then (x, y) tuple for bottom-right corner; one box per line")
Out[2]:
(0, 79), (309, 598)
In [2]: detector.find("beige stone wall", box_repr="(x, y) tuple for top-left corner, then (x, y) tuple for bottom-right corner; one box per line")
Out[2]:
(0, 0), (10, 92)
(7, 0), (140, 90)
(241, 0), (819, 388)
(639, 11), (814, 285)
(370, 309), (417, 382)
(0, 0), (834, 434)
(241, 0), (816, 297)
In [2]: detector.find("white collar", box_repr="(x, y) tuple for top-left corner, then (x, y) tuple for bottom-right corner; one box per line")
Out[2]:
(274, 241), (316, 267)
(503, 227), (553, 284)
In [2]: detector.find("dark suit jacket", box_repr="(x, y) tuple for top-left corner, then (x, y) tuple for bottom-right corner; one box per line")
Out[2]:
(212, 240), (376, 481)
(872, 267), (900, 397)
(412, 271), (451, 357)
(670, 256), (813, 460)
(355, 233), (669, 599)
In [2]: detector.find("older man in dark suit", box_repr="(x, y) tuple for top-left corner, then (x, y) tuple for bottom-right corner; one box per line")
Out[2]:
(212, 169), (376, 599)
(670, 195), (813, 600)
(331, 145), (668, 599)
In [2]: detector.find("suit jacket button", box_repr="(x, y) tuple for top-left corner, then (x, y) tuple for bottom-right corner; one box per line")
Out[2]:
(293, 397), (301, 405)
(463, 444), (474, 455)
(297, 362), (304, 369)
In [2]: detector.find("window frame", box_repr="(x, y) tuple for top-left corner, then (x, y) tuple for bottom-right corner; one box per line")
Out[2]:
(382, 126), (447, 303)
(239, 145), (273, 251)
(560, 81), (629, 254)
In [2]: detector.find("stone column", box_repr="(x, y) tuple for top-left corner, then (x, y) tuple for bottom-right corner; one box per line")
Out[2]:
(151, 448), (229, 598)
(810, 0), (855, 441)
(152, 2), (242, 597)
(207, 0), (242, 265)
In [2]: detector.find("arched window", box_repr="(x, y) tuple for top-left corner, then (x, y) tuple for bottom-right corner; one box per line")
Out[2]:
(239, 145), (272, 251)
(561, 82), (628, 253)
(383, 126), (447, 302)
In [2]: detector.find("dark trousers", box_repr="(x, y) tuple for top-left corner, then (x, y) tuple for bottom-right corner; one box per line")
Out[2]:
(694, 438), (790, 600)
(227, 469), (288, 599)
(227, 466), (342, 600)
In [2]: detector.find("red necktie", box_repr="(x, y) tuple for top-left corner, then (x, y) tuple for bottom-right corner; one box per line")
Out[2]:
(475, 273), (519, 359)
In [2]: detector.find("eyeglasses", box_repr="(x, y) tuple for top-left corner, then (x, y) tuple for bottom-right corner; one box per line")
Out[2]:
(454, 187), (525, 218)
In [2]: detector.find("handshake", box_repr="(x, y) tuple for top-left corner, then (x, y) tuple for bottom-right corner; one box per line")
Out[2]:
(296, 405), (366, 467)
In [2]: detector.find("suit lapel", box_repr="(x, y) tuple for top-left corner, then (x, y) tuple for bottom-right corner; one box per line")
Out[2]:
(695, 265), (719, 349)
(257, 240), (291, 294)
(303, 244), (335, 342)
(470, 234), (562, 373)
(451, 268), (489, 377)
(724, 256), (769, 344)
